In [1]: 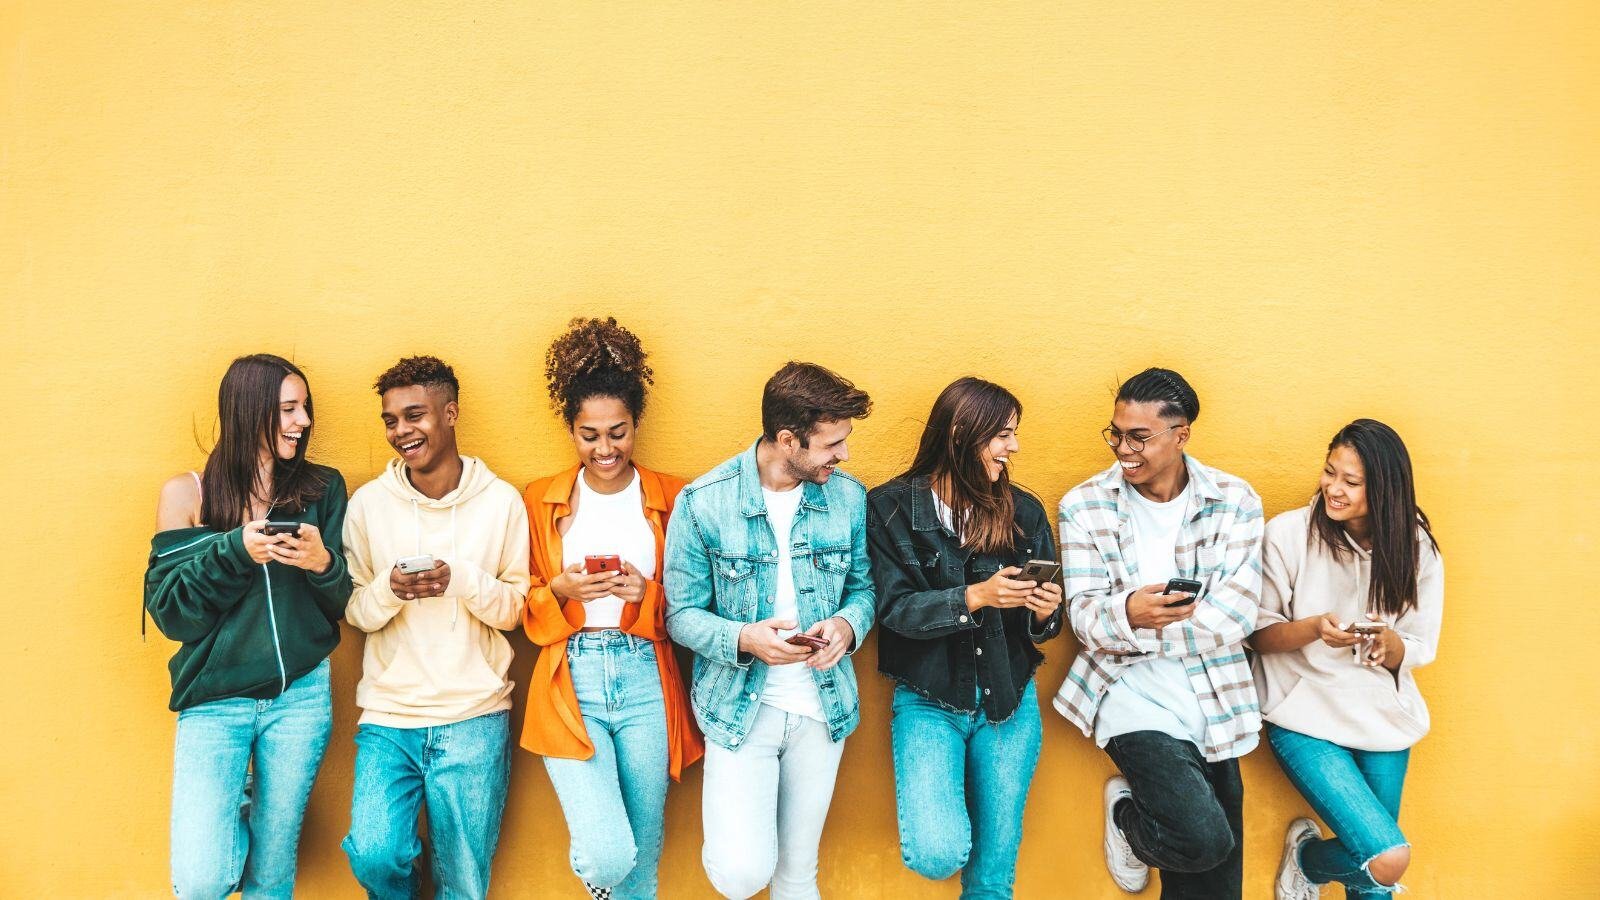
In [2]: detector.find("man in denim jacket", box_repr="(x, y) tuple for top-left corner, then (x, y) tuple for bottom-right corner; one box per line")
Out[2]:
(665, 361), (876, 900)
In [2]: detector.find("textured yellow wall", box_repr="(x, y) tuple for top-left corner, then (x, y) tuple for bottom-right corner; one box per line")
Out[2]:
(3, 2), (1596, 896)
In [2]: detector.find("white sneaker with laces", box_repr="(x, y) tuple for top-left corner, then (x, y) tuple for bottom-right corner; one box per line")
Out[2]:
(1103, 776), (1149, 892)
(1276, 817), (1323, 900)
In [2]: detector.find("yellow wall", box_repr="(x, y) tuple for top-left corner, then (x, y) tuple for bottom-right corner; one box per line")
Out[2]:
(3, 2), (1596, 896)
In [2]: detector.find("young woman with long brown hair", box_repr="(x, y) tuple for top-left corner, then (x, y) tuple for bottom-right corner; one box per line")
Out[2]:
(865, 376), (1064, 899)
(144, 353), (351, 898)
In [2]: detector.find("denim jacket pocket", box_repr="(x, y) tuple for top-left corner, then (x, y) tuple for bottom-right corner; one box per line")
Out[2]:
(713, 555), (758, 618)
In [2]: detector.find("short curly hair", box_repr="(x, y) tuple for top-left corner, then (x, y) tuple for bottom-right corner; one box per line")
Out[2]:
(374, 355), (460, 401)
(544, 317), (654, 425)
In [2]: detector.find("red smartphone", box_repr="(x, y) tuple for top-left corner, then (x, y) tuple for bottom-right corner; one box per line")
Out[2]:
(584, 555), (623, 575)
(786, 633), (830, 651)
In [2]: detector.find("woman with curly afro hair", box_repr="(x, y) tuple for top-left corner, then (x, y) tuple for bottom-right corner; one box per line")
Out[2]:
(518, 317), (703, 899)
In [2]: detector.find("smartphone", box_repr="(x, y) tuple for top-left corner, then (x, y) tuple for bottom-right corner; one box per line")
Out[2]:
(1163, 577), (1202, 607)
(262, 521), (302, 537)
(585, 555), (623, 575)
(396, 554), (436, 574)
(1348, 621), (1389, 635)
(1015, 559), (1061, 586)
(787, 633), (830, 651)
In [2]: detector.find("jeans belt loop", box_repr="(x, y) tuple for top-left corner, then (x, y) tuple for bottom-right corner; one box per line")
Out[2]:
(569, 633), (583, 658)
(625, 632), (638, 653)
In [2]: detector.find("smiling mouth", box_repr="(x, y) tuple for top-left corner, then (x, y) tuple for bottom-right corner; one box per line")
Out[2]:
(592, 455), (621, 467)
(1327, 497), (1350, 510)
(281, 432), (303, 449)
(1119, 459), (1143, 471)
(398, 438), (424, 456)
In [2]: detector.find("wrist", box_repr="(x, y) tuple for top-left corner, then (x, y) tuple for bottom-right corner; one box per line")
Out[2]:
(312, 549), (333, 574)
(964, 585), (986, 612)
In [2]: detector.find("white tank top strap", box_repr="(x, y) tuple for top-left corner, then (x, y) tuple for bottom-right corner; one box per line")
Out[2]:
(190, 471), (203, 500)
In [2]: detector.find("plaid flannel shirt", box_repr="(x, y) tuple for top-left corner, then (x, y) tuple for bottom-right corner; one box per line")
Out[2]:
(1051, 456), (1265, 761)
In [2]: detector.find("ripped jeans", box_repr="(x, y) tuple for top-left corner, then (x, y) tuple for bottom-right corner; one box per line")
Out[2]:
(1267, 724), (1410, 896)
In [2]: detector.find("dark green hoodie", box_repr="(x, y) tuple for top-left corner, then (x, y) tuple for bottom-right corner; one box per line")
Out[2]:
(144, 465), (352, 711)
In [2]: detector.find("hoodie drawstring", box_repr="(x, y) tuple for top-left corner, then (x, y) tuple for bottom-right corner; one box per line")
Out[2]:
(414, 497), (461, 629)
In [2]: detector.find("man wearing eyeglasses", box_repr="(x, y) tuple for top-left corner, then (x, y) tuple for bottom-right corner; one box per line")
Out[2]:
(1052, 368), (1264, 900)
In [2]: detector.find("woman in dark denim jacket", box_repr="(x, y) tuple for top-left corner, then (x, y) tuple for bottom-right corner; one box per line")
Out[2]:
(865, 376), (1065, 900)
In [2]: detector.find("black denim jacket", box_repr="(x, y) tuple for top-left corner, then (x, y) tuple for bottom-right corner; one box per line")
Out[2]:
(866, 475), (1063, 722)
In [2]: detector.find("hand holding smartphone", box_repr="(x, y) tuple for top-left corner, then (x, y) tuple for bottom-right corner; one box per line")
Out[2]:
(262, 521), (302, 538)
(1163, 577), (1202, 607)
(396, 554), (436, 575)
(584, 555), (623, 575)
(786, 633), (830, 651)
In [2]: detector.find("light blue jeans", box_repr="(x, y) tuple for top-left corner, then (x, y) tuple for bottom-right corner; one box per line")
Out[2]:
(1267, 723), (1410, 896)
(543, 631), (671, 899)
(890, 680), (1043, 900)
(170, 657), (333, 899)
(342, 710), (512, 900)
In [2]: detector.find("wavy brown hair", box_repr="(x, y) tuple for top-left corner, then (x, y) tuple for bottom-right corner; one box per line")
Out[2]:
(199, 354), (328, 530)
(544, 317), (654, 425)
(906, 377), (1023, 554)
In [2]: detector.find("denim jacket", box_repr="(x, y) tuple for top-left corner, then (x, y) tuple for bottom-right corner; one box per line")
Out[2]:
(866, 475), (1062, 723)
(665, 439), (877, 749)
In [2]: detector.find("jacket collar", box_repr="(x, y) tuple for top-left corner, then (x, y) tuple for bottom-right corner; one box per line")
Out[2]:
(903, 475), (946, 533)
(737, 438), (830, 518)
(540, 463), (671, 516)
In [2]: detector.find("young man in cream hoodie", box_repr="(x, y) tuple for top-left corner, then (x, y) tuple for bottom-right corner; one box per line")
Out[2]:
(341, 356), (531, 900)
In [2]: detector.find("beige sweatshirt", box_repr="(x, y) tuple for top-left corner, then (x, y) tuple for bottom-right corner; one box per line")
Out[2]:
(343, 456), (531, 728)
(1252, 503), (1444, 752)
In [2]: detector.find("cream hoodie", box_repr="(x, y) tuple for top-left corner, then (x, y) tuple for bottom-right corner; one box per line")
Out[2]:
(343, 455), (531, 727)
(1252, 503), (1444, 751)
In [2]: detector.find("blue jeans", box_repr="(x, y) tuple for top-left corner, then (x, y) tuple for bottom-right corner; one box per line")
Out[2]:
(1267, 724), (1410, 896)
(890, 680), (1043, 900)
(342, 710), (512, 900)
(543, 632), (670, 899)
(170, 658), (332, 899)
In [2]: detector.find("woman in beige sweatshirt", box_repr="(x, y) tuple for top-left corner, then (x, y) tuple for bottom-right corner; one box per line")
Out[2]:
(1250, 419), (1443, 900)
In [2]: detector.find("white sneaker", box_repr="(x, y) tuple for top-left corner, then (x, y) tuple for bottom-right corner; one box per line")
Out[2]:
(1103, 776), (1149, 892)
(1276, 817), (1323, 900)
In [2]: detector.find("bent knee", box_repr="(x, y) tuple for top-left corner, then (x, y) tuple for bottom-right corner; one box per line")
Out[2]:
(342, 835), (413, 885)
(1367, 845), (1411, 886)
(902, 836), (969, 881)
(171, 871), (239, 899)
(704, 848), (774, 900)
(1161, 823), (1235, 873)
(572, 841), (639, 890)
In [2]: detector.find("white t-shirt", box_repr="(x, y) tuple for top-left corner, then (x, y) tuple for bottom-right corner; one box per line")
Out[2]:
(1094, 481), (1212, 749)
(560, 470), (657, 630)
(759, 484), (824, 721)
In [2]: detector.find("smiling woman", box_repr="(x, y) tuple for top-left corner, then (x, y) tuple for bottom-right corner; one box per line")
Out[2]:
(520, 316), (705, 900)
(142, 353), (352, 898)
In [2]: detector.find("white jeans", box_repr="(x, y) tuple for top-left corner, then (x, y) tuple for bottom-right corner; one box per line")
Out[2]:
(701, 704), (846, 900)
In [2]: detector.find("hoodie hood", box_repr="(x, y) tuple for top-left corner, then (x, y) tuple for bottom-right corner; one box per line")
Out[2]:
(380, 455), (499, 509)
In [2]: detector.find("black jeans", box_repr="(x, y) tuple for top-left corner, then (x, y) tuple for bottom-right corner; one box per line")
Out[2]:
(1103, 730), (1244, 900)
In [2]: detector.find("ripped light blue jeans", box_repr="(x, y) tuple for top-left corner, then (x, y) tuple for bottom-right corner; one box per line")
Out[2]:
(1267, 724), (1410, 896)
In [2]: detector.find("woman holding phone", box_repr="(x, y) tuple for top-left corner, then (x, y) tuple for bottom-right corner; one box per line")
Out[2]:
(865, 377), (1064, 899)
(144, 353), (351, 898)
(520, 317), (703, 899)
(1250, 419), (1443, 899)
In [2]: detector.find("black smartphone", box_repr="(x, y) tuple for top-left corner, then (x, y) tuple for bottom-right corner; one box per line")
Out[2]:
(262, 521), (302, 538)
(1163, 577), (1202, 607)
(1016, 559), (1062, 585)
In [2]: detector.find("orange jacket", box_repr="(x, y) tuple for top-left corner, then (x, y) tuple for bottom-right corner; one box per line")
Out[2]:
(519, 464), (704, 779)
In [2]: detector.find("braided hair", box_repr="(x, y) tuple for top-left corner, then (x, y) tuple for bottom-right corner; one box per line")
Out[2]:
(1115, 367), (1200, 422)
(544, 317), (654, 425)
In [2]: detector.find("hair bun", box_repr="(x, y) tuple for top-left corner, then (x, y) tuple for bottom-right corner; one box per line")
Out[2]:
(544, 317), (654, 423)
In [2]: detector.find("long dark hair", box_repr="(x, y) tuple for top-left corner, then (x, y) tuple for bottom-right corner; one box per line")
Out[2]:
(906, 377), (1023, 555)
(199, 354), (328, 530)
(1309, 419), (1439, 617)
